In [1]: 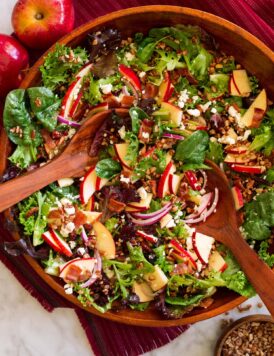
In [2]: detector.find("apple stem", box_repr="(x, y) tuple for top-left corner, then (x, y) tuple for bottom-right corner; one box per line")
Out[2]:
(35, 13), (44, 20)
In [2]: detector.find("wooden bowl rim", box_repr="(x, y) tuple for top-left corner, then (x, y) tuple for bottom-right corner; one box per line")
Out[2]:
(5, 5), (273, 326)
(215, 314), (274, 355)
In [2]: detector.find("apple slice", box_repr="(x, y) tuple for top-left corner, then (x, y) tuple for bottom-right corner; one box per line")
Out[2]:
(170, 239), (197, 269)
(82, 211), (102, 224)
(50, 229), (73, 257)
(80, 167), (97, 204)
(69, 91), (83, 117)
(132, 281), (154, 302)
(232, 69), (251, 97)
(42, 231), (62, 254)
(157, 72), (174, 103)
(136, 230), (158, 243)
(161, 102), (183, 126)
(168, 173), (182, 195)
(95, 176), (108, 191)
(158, 162), (176, 198)
(239, 89), (267, 128)
(59, 257), (96, 282)
(60, 63), (93, 118)
(144, 265), (168, 291)
(86, 196), (95, 211)
(192, 232), (214, 265)
(114, 143), (132, 170)
(126, 193), (153, 212)
(229, 76), (241, 96)
(93, 221), (116, 259)
(225, 145), (248, 154)
(160, 213), (173, 228)
(231, 186), (244, 210)
(230, 164), (265, 174)
(185, 170), (201, 191)
(118, 64), (141, 92)
(208, 251), (228, 272)
(224, 152), (256, 164)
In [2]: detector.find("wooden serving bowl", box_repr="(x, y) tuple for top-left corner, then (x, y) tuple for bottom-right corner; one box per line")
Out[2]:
(0, 6), (273, 327)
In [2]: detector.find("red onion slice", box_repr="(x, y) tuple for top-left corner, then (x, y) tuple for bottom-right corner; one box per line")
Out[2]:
(184, 188), (219, 224)
(128, 205), (172, 225)
(57, 115), (81, 128)
(199, 170), (208, 190)
(80, 226), (89, 244)
(80, 250), (102, 288)
(131, 203), (172, 219)
(185, 192), (212, 220)
(162, 132), (185, 140)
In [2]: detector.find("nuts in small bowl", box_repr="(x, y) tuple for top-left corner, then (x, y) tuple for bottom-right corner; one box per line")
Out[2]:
(215, 315), (274, 356)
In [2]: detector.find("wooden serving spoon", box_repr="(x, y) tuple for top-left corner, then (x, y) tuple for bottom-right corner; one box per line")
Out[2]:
(0, 108), (129, 212)
(0, 112), (273, 315)
(199, 160), (274, 316)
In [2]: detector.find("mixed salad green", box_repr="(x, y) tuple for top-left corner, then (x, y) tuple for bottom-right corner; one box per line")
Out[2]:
(2, 25), (273, 318)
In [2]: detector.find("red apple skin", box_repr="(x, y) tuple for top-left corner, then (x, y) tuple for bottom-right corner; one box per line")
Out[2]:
(0, 34), (29, 98)
(12, 0), (75, 50)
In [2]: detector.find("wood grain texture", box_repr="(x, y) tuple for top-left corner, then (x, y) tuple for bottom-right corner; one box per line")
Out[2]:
(0, 6), (273, 326)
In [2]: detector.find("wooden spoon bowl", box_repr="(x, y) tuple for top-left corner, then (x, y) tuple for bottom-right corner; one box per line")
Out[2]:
(1, 6), (274, 326)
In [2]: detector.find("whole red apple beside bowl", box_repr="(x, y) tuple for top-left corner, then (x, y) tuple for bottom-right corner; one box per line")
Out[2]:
(12, 0), (74, 49)
(0, 34), (29, 98)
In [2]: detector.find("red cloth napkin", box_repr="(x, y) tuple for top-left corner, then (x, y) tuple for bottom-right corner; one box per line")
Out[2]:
(0, 1), (273, 355)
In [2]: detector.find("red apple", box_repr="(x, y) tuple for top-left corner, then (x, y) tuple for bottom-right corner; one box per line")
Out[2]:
(225, 145), (248, 154)
(157, 72), (174, 103)
(0, 34), (29, 98)
(230, 164), (265, 174)
(80, 166), (97, 204)
(93, 221), (116, 259)
(59, 257), (96, 282)
(42, 231), (62, 254)
(192, 232), (214, 265)
(50, 229), (73, 257)
(12, 0), (75, 50)
(118, 64), (141, 92)
(168, 173), (182, 195)
(161, 101), (183, 126)
(232, 69), (251, 97)
(114, 143), (132, 170)
(208, 251), (228, 272)
(170, 239), (197, 269)
(229, 76), (240, 96)
(136, 230), (158, 243)
(126, 193), (152, 212)
(95, 176), (108, 191)
(239, 89), (267, 128)
(158, 162), (176, 198)
(185, 170), (201, 191)
(231, 186), (244, 210)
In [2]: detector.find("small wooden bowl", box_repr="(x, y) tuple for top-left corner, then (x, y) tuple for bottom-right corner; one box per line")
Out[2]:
(0, 6), (274, 326)
(215, 314), (274, 356)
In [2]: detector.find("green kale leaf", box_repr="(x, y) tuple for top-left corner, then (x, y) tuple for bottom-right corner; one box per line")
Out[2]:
(258, 241), (274, 268)
(206, 141), (224, 164)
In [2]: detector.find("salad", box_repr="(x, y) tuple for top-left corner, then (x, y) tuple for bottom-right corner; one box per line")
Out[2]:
(2, 25), (273, 318)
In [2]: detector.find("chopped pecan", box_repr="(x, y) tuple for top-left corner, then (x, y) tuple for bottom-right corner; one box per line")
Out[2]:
(199, 297), (214, 309)
(25, 207), (39, 218)
(142, 83), (159, 99)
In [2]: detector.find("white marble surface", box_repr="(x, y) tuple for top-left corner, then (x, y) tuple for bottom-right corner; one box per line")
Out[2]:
(0, 2), (270, 355)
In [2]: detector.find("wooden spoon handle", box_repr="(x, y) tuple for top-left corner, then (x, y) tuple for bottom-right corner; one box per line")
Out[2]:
(0, 152), (87, 213)
(227, 226), (274, 316)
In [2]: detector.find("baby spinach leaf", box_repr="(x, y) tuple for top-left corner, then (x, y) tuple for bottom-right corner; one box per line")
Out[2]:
(175, 130), (209, 165)
(242, 191), (274, 240)
(137, 37), (156, 63)
(95, 158), (121, 179)
(28, 87), (60, 132)
(129, 107), (148, 134)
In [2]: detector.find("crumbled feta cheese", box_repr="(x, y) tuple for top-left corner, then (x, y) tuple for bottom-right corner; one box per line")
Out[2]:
(137, 187), (147, 200)
(210, 107), (217, 114)
(68, 241), (76, 249)
(200, 101), (211, 112)
(100, 83), (113, 95)
(120, 174), (131, 184)
(186, 109), (201, 117)
(218, 136), (236, 145)
(177, 89), (189, 108)
(64, 206), (75, 216)
(166, 218), (176, 228)
(242, 129), (251, 141)
(228, 105), (243, 127)
(77, 247), (86, 256)
(125, 52), (135, 61)
(139, 71), (146, 78)
(196, 260), (203, 272)
(192, 95), (199, 103)
(61, 222), (75, 237)
(210, 136), (217, 142)
(142, 132), (150, 139)
(60, 198), (71, 206)
(65, 287), (73, 295)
